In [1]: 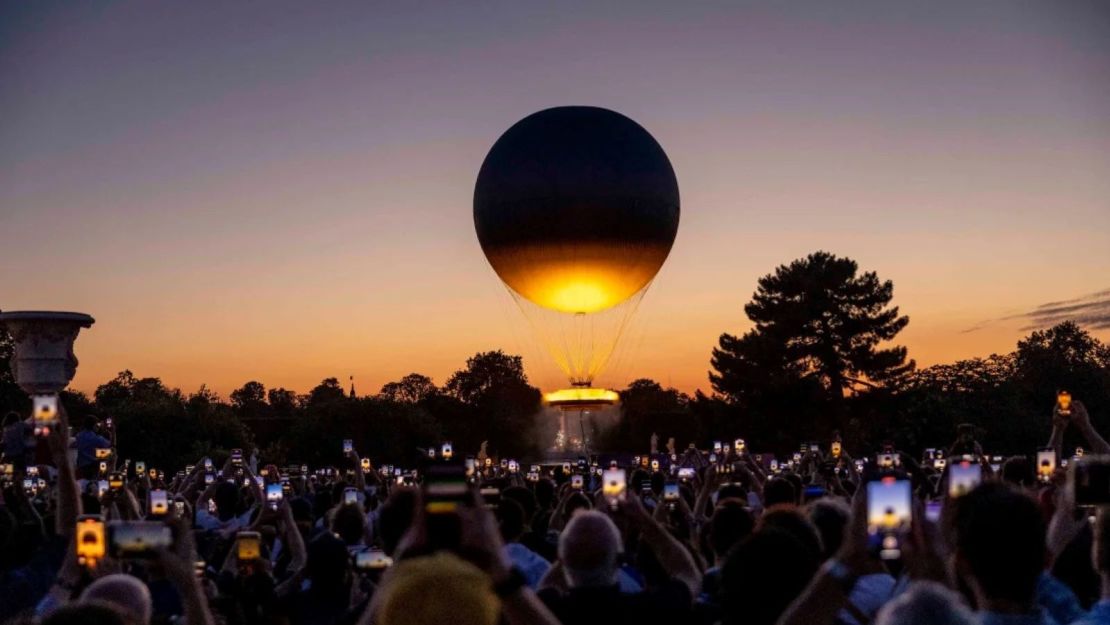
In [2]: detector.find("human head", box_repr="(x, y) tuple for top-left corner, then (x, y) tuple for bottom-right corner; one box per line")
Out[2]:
(758, 507), (823, 560)
(875, 581), (976, 625)
(379, 487), (417, 556)
(2, 411), (19, 427)
(306, 532), (351, 589)
(952, 482), (1045, 608)
(83, 415), (99, 431)
(558, 510), (623, 588)
(79, 574), (152, 625)
(42, 602), (129, 625)
(212, 481), (240, 521)
(763, 477), (797, 508)
(721, 528), (819, 625)
(497, 497), (526, 543)
(710, 499), (754, 562)
(376, 553), (499, 625)
(331, 503), (366, 546)
(806, 497), (850, 560)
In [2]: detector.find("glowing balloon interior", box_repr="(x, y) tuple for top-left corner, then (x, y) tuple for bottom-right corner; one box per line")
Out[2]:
(474, 106), (680, 385)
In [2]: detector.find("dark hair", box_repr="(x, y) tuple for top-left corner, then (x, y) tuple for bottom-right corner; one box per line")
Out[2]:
(331, 503), (365, 546)
(953, 482), (1045, 604)
(807, 499), (849, 559)
(306, 531), (350, 588)
(759, 508), (823, 560)
(534, 478), (556, 510)
(721, 528), (819, 625)
(213, 482), (240, 522)
(2, 411), (19, 427)
(710, 499), (755, 558)
(379, 488), (417, 556)
(763, 478), (797, 508)
(82, 415), (99, 430)
(502, 485), (537, 521)
(497, 497), (526, 543)
(1001, 457), (1035, 489)
(42, 602), (127, 625)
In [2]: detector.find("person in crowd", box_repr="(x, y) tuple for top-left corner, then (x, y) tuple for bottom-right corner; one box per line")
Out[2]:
(1071, 510), (1110, 625)
(873, 581), (977, 625)
(71, 416), (111, 481)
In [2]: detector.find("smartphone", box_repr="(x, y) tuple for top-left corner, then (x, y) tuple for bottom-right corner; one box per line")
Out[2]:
(360, 458), (371, 473)
(877, 453), (895, 469)
(236, 531), (261, 561)
(1073, 456), (1110, 506)
(76, 515), (106, 565)
(734, 439), (745, 454)
(677, 467), (695, 481)
(343, 439), (353, 454)
(204, 473), (215, 485)
(809, 443), (819, 453)
(424, 463), (469, 515)
(526, 471), (539, 482)
(508, 460), (519, 473)
(770, 459), (779, 473)
(265, 483), (283, 510)
(713, 441), (722, 453)
(867, 478), (911, 560)
(96, 480), (109, 498)
(108, 521), (173, 558)
(651, 459), (660, 472)
(174, 500), (186, 516)
(1037, 447), (1057, 483)
(831, 441), (842, 458)
(464, 457), (476, 478)
(948, 460), (981, 498)
(149, 489), (168, 517)
(203, 458), (213, 471)
(108, 472), (124, 491)
(708, 453), (718, 464)
(95, 448), (112, 460)
(1057, 391), (1073, 417)
(230, 449), (243, 466)
(602, 469), (626, 507)
(571, 474), (584, 490)
(923, 448), (935, 463)
(343, 487), (359, 506)
(934, 458), (947, 470)
(135, 461), (146, 476)
(663, 482), (680, 502)
(354, 548), (393, 570)
(32, 394), (59, 433)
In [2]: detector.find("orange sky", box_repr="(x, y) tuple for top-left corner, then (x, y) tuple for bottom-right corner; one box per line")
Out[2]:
(2, 2), (1108, 398)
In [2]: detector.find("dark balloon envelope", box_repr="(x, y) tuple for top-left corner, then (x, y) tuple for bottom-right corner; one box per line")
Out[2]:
(474, 106), (680, 314)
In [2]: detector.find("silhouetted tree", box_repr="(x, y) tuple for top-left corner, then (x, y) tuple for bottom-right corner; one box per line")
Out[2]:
(599, 379), (691, 452)
(308, 377), (347, 406)
(267, 388), (297, 417)
(231, 380), (270, 419)
(379, 373), (439, 404)
(444, 351), (542, 458)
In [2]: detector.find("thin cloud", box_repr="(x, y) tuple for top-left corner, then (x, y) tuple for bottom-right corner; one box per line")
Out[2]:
(963, 288), (1110, 333)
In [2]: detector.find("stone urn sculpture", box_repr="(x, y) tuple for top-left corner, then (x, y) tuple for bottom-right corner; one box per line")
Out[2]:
(0, 311), (95, 394)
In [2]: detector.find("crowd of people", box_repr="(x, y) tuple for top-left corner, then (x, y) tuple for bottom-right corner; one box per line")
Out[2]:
(1, 398), (1109, 625)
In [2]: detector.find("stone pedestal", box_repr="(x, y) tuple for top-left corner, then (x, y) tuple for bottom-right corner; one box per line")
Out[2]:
(0, 311), (95, 394)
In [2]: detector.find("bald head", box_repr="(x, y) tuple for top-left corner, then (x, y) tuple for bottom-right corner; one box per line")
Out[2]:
(80, 574), (152, 625)
(559, 510), (622, 588)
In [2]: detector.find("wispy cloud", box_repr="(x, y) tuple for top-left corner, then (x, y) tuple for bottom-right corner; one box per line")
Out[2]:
(963, 288), (1110, 333)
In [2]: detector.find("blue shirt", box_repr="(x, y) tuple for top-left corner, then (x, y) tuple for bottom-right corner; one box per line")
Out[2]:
(73, 429), (110, 468)
(978, 610), (1059, 625)
(505, 542), (551, 589)
(1037, 572), (1085, 625)
(1072, 599), (1110, 625)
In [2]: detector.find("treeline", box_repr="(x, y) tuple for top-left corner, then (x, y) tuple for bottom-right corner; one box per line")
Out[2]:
(602, 320), (1110, 457)
(3, 251), (1108, 465)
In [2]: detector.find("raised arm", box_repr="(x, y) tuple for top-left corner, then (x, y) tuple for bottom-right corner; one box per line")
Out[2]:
(48, 404), (81, 536)
(619, 493), (701, 597)
(1071, 401), (1110, 455)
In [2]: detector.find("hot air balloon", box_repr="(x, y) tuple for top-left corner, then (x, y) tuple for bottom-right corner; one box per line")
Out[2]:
(474, 106), (680, 448)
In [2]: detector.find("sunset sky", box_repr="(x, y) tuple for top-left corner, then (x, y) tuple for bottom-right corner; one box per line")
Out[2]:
(2, 1), (1108, 398)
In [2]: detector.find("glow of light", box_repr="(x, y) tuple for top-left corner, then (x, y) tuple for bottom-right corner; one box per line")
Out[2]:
(544, 387), (619, 406)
